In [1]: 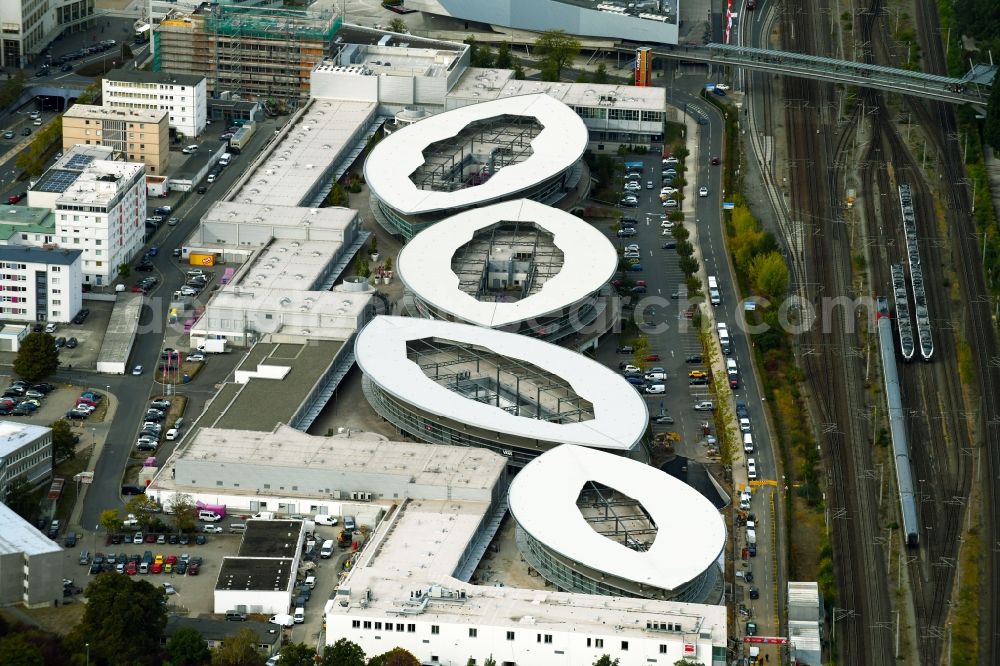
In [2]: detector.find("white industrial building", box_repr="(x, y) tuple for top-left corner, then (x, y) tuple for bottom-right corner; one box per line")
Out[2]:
(326, 444), (727, 666)
(214, 519), (305, 615)
(509, 445), (725, 603)
(397, 198), (616, 345)
(102, 69), (208, 139)
(29, 146), (146, 287)
(0, 503), (63, 607)
(446, 70), (668, 150)
(0, 422), (53, 499)
(788, 581), (823, 665)
(355, 316), (648, 467)
(148, 424), (505, 526)
(0, 246), (82, 323)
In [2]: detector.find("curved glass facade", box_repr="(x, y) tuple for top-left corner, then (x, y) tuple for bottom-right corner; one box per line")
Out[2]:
(514, 525), (722, 604)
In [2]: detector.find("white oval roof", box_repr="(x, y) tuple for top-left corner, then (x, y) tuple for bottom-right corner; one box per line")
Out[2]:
(509, 445), (726, 592)
(355, 316), (647, 451)
(397, 199), (617, 328)
(364, 93), (588, 216)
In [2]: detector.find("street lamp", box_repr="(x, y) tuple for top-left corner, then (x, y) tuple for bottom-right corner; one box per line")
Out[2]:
(85, 643), (89, 666)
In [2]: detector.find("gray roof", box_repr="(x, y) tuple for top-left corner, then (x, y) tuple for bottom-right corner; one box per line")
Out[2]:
(105, 68), (205, 87)
(0, 503), (61, 557)
(0, 246), (82, 266)
(164, 616), (281, 645)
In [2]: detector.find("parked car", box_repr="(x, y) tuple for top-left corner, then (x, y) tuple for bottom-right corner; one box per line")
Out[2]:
(65, 337), (78, 349)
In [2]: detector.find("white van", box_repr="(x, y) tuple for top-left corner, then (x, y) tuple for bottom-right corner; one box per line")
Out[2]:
(743, 433), (754, 453)
(314, 514), (338, 526)
(727, 359), (739, 376)
(198, 510), (221, 522)
(219, 152), (232, 166)
(293, 607), (305, 624)
(644, 384), (666, 394)
(320, 539), (334, 559)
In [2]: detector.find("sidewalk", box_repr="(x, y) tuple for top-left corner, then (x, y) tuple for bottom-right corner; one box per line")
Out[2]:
(68, 387), (118, 532)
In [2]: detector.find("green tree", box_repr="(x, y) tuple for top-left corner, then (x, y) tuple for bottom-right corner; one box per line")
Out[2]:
(278, 643), (317, 666)
(125, 494), (162, 529)
(4, 478), (36, 520)
(482, 658), (496, 666)
(751, 251), (789, 300)
(387, 18), (407, 34)
(593, 657), (620, 666)
(68, 574), (167, 664)
(985, 80), (1000, 151)
(533, 30), (581, 81)
(367, 648), (420, 666)
(100, 508), (123, 535)
(321, 638), (366, 666)
(495, 42), (513, 69)
(592, 62), (609, 84)
(13, 332), (59, 381)
(166, 626), (210, 666)
(327, 182), (349, 207)
(211, 628), (264, 666)
(0, 72), (27, 111)
(464, 35), (495, 68)
(50, 419), (77, 462)
(0, 634), (44, 666)
(168, 493), (198, 533)
(118, 261), (131, 280)
(512, 61), (526, 80)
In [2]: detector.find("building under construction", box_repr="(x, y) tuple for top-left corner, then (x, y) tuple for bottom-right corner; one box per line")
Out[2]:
(152, 3), (342, 104)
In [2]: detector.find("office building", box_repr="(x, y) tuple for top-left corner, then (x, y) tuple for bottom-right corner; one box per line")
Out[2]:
(102, 69), (208, 139)
(153, 3), (342, 104)
(61, 105), (170, 174)
(405, 0), (678, 46)
(0, 0), (95, 69)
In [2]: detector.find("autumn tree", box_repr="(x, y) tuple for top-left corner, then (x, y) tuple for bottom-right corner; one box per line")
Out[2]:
(68, 575), (167, 664)
(50, 419), (77, 462)
(321, 638), (365, 666)
(210, 628), (264, 666)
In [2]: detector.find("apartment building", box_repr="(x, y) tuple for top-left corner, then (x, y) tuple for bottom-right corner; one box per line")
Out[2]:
(0, 246), (82, 323)
(62, 105), (170, 174)
(0, 421), (52, 499)
(29, 146), (146, 286)
(0, 0), (95, 68)
(152, 4), (341, 104)
(102, 69), (207, 139)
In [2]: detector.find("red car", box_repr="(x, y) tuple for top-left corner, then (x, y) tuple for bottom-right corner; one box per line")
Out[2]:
(131, 286), (148, 294)
(645, 354), (661, 362)
(6, 193), (23, 205)
(151, 562), (163, 574)
(165, 554), (178, 565)
(125, 561), (138, 575)
(710, 156), (721, 165)
(187, 563), (200, 576)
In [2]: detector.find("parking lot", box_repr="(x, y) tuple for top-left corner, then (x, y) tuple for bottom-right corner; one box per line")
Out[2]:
(0, 300), (114, 371)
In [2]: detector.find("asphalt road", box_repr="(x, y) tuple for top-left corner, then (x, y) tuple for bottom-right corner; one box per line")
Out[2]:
(77, 117), (283, 527)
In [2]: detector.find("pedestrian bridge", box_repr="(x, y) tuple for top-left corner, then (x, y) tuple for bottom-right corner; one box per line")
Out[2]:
(652, 43), (994, 105)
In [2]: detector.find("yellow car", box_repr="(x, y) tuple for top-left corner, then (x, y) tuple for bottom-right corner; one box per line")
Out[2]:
(688, 370), (708, 379)
(164, 563), (173, 574)
(154, 554), (164, 565)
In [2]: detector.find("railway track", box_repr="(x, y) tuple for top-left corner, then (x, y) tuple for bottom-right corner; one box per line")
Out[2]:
(778, 1), (894, 663)
(907, 3), (1000, 663)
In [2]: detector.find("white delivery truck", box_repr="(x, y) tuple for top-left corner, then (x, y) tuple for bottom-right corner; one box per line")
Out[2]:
(718, 322), (731, 355)
(199, 339), (227, 354)
(708, 275), (721, 306)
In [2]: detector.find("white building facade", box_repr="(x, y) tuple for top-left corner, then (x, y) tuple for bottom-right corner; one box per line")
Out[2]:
(0, 422), (53, 499)
(29, 148), (146, 286)
(0, 246), (82, 323)
(102, 69), (208, 139)
(0, 503), (63, 607)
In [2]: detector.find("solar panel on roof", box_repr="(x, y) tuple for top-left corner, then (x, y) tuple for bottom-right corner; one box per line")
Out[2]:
(63, 153), (96, 170)
(34, 169), (80, 194)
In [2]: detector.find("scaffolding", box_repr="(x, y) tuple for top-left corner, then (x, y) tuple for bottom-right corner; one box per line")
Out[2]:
(405, 338), (594, 424)
(410, 115), (542, 193)
(450, 221), (564, 303)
